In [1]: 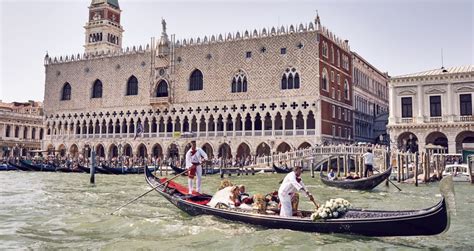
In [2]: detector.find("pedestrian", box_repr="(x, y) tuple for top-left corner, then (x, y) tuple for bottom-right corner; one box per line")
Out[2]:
(185, 140), (208, 194)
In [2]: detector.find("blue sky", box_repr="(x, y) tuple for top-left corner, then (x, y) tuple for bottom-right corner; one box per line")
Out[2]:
(0, 0), (472, 102)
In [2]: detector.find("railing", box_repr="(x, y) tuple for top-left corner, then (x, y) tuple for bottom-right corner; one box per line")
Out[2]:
(401, 118), (413, 123)
(428, 117), (442, 123)
(44, 128), (323, 141)
(458, 115), (474, 122)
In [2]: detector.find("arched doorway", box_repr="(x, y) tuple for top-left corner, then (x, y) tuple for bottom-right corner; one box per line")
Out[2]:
(69, 144), (79, 158)
(109, 144), (118, 158)
(425, 132), (448, 152)
(298, 142), (311, 149)
(455, 131), (474, 153)
(95, 144), (105, 158)
(397, 132), (418, 152)
(137, 144), (147, 158)
(152, 144), (163, 159)
(256, 142), (270, 156)
(123, 144), (133, 157)
(276, 142), (291, 153)
(168, 143), (179, 159)
(218, 143), (232, 159)
(202, 143), (214, 158)
(58, 144), (66, 157)
(236, 143), (251, 160)
(47, 144), (55, 156)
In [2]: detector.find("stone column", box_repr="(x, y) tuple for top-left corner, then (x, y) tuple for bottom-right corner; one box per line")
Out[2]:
(446, 83), (453, 122)
(251, 117), (255, 136)
(417, 84), (423, 123)
(303, 116), (307, 135)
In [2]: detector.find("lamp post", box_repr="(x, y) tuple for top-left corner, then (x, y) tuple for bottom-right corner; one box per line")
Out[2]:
(85, 144), (96, 184)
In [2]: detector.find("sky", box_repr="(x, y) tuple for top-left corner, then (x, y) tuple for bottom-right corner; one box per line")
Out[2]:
(0, 0), (472, 103)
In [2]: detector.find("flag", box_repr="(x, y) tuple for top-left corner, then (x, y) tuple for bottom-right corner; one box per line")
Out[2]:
(134, 123), (143, 140)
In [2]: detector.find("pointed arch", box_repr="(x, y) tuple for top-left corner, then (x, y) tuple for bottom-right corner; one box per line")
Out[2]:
(156, 80), (168, 97)
(201, 143), (214, 158)
(126, 75), (138, 95)
(256, 142), (271, 156)
(152, 143), (164, 159)
(137, 144), (147, 158)
(61, 82), (71, 100)
(276, 142), (292, 153)
(109, 144), (118, 158)
(189, 69), (203, 91)
(95, 144), (105, 158)
(236, 143), (251, 159)
(92, 79), (103, 98)
(254, 113), (262, 131)
(123, 143), (133, 157)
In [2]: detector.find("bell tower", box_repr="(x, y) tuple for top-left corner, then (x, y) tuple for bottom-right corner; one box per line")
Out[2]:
(84, 0), (123, 54)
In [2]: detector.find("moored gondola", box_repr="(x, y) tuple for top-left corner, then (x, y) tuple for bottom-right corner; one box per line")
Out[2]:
(0, 163), (17, 171)
(144, 166), (449, 237)
(273, 163), (291, 173)
(320, 167), (392, 190)
(170, 164), (219, 175)
(8, 161), (32, 171)
(19, 160), (56, 172)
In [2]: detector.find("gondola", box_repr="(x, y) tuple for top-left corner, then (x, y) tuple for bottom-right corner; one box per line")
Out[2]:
(77, 165), (110, 174)
(273, 163), (291, 173)
(170, 164), (220, 175)
(8, 161), (32, 171)
(100, 164), (145, 175)
(320, 167), (392, 190)
(0, 163), (17, 171)
(19, 159), (56, 172)
(144, 166), (449, 237)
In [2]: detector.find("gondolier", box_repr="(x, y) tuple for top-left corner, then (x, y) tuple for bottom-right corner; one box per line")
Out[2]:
(185, 140), (208, 194)
(363, 148), (374, 177)
(278, 166), (315, 217)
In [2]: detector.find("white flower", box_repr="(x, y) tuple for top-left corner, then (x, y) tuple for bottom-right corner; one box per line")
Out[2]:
(333, 211), (339, 218)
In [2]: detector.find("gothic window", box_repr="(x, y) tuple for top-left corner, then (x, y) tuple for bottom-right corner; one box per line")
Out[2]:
(189, 69), (203, 91)
(330, 46), (334, 63)
(336, 50), (340, 67)
(322, 41), (328, 57)
(281, 68), (300, 90)
(61, 82), (71, 100)
(321, 68), (328, 91)
(231, 70), (247, 93)
(344, 80), (350, 100)
(156, 80), (168, 97)
(92, 79), (102, 98)
(126, 76), (138, 95)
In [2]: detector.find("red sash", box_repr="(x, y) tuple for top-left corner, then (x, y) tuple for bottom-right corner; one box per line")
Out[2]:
(188, 149), (198, 178)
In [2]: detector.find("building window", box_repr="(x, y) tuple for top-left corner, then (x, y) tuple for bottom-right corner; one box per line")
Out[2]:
(337, 74), (340, 85)
(460, 94), (472, 116)
(401, 97), (413, 118)
(331, 88), (335, 99)
(344, 80), (350, 100)
(321, 68), (328, 91)
(280, 48), (287, 54)
(189, 69), (203, 91)
(61, 82), (71, 100)
(156, 80), (168, 97)
(246, 51), (252, 58)
(330, 46), (334, 63)
(336, 50), (340, 67)
(281, 68), (300, 90)
(332, 125), (336, 136)
(92, 79), (102, 98)
(331, 71), (335, 82)
(338, 126), (342, 137)
(232, 70), (248, 93)
(430, 95), (442, 117)
(332, 105), (336, 118)
(337, 90), (341, 101)
(338, 107), (342, 119)
(126, 76), (138, 95)
(322, 42), (328, 57)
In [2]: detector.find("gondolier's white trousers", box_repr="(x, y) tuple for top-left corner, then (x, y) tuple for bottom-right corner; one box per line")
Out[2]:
(188, 165), (202, 194)
(279, 192), (292, 217)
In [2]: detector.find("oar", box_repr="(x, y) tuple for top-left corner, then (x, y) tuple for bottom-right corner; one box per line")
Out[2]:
(110, 169), (188, 215)
(374, 167), (402, 192)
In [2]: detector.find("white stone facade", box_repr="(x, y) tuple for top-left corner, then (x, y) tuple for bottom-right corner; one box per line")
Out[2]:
(43, 1), (357, 160)
(387, 65), (474, 153)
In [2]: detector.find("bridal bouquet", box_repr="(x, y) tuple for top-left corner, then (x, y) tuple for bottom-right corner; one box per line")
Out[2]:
(310, 198), (351, 220)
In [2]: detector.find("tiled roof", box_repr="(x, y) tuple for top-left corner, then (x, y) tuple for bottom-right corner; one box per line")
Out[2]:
(393, 65), (474, 78)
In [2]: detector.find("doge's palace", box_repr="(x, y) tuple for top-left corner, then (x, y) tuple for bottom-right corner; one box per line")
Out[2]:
(43, 0), (355, 161)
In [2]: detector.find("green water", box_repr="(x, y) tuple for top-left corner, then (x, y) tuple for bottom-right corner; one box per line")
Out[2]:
(0, 171), (472, 250)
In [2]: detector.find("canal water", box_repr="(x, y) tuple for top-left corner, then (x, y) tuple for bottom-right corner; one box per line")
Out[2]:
(0, 171), (472, 250)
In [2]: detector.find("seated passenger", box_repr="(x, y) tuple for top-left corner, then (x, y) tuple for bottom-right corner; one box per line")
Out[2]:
(237, 185), (253, 204)
(328, 168), (337, 180)
(207, 185), (240, 208)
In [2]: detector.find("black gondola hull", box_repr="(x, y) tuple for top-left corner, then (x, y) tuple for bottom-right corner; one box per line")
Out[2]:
(273, 164), (291, 173)
(19, 160), (56, 172)
(145, 166), (448, 237)
(320, 167), (392, 190)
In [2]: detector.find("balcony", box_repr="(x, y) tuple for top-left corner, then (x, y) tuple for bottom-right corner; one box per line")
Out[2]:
(428, 117), (442, 123)
(150, 97), (169, 106)
(458, 115), (474, 122)
(401, 118), (413, 123)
